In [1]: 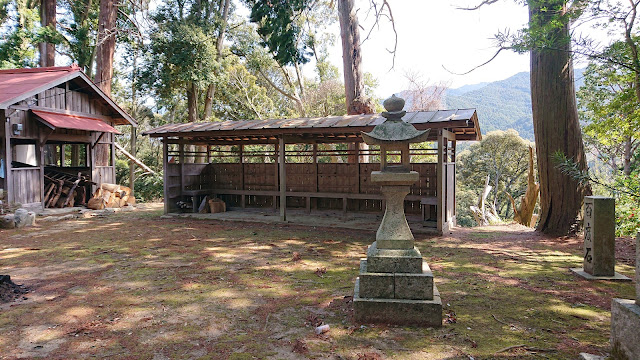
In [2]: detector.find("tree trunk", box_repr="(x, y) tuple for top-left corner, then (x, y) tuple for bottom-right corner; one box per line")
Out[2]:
(508, 146), (540, 227)
(95, 0), (117, 96)
(203, 83), (215, 121)
(187, 82), (198, 123)
(530, 3), (591, 235)
(337, 0), (374, 115)
(623, 138), (632, 176)
(39, 0), (56, 67)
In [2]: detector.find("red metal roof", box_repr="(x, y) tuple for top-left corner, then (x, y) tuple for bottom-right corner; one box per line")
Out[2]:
(32, 110), (121, 134)
(0, 65), (81, 106)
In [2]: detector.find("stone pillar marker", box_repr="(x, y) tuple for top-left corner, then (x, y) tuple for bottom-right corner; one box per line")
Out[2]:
(570, 196), (630, 281)
(353, 95), (442, 327)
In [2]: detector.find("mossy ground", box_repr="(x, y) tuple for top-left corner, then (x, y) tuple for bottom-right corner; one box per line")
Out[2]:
(0, 204), (635, 359)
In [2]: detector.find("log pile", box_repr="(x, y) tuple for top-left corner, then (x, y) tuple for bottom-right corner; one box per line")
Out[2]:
(87, 183), (136, 210)
(43, 168), (93, 208)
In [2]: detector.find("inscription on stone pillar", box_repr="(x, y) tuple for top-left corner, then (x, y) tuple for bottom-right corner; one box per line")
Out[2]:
(583, 196), (615, 277)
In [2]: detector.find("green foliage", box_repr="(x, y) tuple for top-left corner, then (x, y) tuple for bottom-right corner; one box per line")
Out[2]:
(0, 0), (39, 68)
(577, 39), (640, 176)
(555, 152), (640, 236)
(212, 55), (279, 120)
(141, 10), (219, 103)
(457, 130), (534, 226)
(246, 0), (312, 66)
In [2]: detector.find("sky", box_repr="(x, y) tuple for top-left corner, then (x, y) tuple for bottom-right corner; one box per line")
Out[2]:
(322, 0), (532, 96)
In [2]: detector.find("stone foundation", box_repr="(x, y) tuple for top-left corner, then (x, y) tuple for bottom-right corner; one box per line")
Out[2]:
(353, 279), (442, 326)
(611, 298), (640, 359)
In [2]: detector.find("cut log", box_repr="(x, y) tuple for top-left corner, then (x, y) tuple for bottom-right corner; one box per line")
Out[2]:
(62, 173), (82, 207)
(46, 180), (64, 208)
(100, 183), (120, 193)
(87, 197), (105, 210)
(43, 183), (56, 205)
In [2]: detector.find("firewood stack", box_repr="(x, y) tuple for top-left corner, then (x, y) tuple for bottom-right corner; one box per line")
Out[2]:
(43, 168), (93, 208)
(87, 183), (136, 210)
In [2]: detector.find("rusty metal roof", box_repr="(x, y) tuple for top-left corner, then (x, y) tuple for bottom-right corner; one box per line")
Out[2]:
(0, 65), (136, 127)
(144, 109), (481, 144)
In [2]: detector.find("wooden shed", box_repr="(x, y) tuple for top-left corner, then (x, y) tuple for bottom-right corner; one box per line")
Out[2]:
(0, 65), (137, 209)
(144, 110), (481, 234)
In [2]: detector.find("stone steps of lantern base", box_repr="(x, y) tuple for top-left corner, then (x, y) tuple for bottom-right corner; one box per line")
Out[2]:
(357, 259), (434, 300)
(365, 242), (423, 273)
(354, 278), (442, 327)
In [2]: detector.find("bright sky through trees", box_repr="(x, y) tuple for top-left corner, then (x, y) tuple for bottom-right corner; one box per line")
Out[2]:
(323, 0), (532, 95)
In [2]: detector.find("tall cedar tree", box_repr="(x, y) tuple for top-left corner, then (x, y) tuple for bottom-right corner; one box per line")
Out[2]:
(529, 0), (590, 234)
(95, 0), (117, 95)
(39, 0), (55, 66)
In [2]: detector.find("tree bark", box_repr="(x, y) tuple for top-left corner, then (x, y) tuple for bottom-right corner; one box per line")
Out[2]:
(39, 0), (56, 67)
(94, 0), (117, 96)
(187, 82), (198, 123)
(338, 0), (373, 115)
(530, 2), (591, 235)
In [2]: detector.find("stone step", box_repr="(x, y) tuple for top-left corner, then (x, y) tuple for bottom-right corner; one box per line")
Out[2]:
(365, 241), (423, 273)
(353, 278), (442, 327)
(358, 259), (434, 300)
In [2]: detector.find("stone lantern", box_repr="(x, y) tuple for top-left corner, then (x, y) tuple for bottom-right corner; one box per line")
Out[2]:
(353, 94), (442, 326)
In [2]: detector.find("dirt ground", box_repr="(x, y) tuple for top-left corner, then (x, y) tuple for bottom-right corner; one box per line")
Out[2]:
(0, 203), (636, 359)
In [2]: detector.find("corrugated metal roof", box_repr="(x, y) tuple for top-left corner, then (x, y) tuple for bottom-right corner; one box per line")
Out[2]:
(32, 110), (121, 134)
(0, 65), (137, 127)
(0, 66), (80, 106)
(144, 109), (481, 142)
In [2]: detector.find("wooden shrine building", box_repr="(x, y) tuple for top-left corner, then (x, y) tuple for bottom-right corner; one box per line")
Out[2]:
(144, 109), (481, 234)
(0, 65), (137, 209)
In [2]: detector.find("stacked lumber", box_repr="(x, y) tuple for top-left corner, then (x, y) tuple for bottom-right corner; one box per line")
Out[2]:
(87, 183), (136, 210)
(43, 168), (93, 208)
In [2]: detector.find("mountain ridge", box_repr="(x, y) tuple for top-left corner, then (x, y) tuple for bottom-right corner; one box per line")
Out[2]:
(441, 68), (585, 141)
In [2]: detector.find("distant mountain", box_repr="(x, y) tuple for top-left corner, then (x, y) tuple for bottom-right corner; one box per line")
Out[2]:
(443, 68), (585, 141)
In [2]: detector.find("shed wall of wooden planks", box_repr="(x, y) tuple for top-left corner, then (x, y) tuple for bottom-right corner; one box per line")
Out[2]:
(167, 162), (439, 214)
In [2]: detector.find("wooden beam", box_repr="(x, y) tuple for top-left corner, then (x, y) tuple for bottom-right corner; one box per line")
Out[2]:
(114, 142), (155, 174)
(279, 136), (286, 221)
(92, 132), (106, 148)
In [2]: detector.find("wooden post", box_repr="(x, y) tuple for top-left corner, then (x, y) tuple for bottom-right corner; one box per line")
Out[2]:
(452, 140), (457, 221)
(163, 139), (169, 214)
(279, 136), (286, 221)
(240, 144), (245, 208)
(313, 142), (318, 210)
(4, 118), (13, 203)
(38, 132), (45, 209)
(273, 143), (278, 210)
(436, 130), (445, 234)
(129, 126), (136, 192)
(110, 133), (115, 177)
(60, 143), (66, 167)
(179, 143), (185, 210)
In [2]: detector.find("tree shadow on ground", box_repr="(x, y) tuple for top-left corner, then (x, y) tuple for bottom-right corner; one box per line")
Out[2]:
(0, 213), (634, 359)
